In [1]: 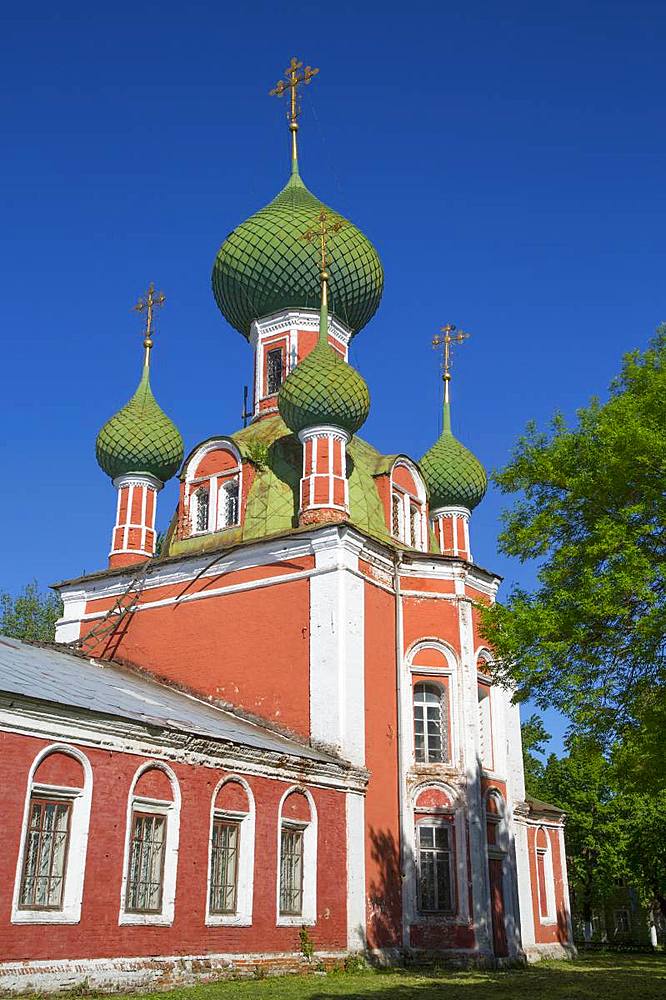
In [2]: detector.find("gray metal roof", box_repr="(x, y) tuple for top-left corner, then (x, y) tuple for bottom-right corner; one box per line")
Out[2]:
(0, 635), (330, 763)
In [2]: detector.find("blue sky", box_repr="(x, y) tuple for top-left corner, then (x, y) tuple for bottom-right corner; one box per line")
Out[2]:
(2, 2), (664, 755)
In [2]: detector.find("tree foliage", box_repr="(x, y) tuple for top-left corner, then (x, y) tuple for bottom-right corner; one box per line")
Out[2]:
(0, 581), (62, 643)
(482, 329), (666, 752)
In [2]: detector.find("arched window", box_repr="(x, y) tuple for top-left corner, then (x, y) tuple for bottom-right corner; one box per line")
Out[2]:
(206, 777), (255, 926)
(218, 477), (240, 529)
(477, 681), (494, 771)
(390, 460), (427, 550)
(119, 763), (181, 926)
(413, 787), (456, 915)
(413, 682), (449, 764)
(535, 825), (556, 923)
(277, 788), (317, 926)
(12, 745), (93, 925)
(194, 486), (210, 533)
(184, 440), (243, 537)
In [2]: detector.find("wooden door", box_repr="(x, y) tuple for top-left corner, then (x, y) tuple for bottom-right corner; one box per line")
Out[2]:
(488, 857), (509, 957)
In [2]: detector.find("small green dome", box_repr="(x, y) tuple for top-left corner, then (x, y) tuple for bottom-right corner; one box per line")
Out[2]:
(212, 169), (383, 338)
(96, 366), (184, 483)
(278, 338), (370, 436)
(420, 409), (487, 511)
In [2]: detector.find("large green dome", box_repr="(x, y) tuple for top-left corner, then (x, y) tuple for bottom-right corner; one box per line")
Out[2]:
(211, 168), (383, 338)
(420, 407), (487, 511)
(278, 337), (370, 436)
(96, 365), (184, 483)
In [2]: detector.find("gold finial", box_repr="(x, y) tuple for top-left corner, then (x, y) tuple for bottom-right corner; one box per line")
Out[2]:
(133, 282), (166, 367)
(432, 324), (470, 406)
(270, 56), (319, 167)
(302, 211), (344, 341)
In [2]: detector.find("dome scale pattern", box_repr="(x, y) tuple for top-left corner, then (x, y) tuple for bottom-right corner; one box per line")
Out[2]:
(278, 338), (370, 436)
(420, 406), (487, 511)
(212, 168), (383, 338)
(96, 366), (184, 483)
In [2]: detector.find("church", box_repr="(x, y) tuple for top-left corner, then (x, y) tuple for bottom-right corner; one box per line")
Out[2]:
(0, 58), (574, 992)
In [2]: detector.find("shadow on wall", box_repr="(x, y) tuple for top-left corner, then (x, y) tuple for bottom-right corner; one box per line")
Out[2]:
(366, 826), (404, 950)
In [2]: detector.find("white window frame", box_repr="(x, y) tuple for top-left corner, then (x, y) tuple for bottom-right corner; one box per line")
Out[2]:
(535, 825), (557, 925)
(216, 476), (241, 530)
(205, 776), (255, 927)
(415, 819), (455, 914)
(275, 786), (317, 927)
(118, 762), (181, 927)
(408, 782), (469, 924)
(12, 744), (93, 925)
(390, 460), (428, 551)
(406, 640), (460, 767)
(413, 680), (450, 764)
(183, 440), (243, 537)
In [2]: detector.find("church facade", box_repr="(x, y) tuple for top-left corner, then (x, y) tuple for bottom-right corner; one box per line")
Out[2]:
(0, 59), (574, 991)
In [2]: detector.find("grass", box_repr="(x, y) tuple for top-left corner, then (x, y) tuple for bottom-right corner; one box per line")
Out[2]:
(23, 953), (666, 1000)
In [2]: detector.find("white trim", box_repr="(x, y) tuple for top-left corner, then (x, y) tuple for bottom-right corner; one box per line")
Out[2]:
(390, 459), (428, 552)
(205, 776), (255, 927)
(11, 744), (93, 925)
(407, 781), (470, 925)
(345, 791), (366, 950)
(276, 786), (318, 926)
(118, 762), (181, 926)
(535, 826), (557, 925)
(308, 533), (365, 763)
(405, 639), (460, 767)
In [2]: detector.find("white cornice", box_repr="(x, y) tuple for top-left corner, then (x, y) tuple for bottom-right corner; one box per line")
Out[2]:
(250, 308), (351, 347)
(0, 696), (368, 793)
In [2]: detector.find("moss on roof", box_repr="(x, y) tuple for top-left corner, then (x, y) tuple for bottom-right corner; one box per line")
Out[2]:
(166, 415), (395, 558)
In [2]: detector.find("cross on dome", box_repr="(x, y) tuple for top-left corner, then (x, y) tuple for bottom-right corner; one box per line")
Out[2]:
(432, 323), (471, 404)
(133, 282), (166, 368)
(270, 56), (319, 167)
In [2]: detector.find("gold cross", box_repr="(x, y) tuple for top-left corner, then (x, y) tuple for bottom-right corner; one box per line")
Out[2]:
(302, 210), (344, 278)
(133, 282), (165, 366)
(270, 56), (319, 127)
(432, 323), (470, 384)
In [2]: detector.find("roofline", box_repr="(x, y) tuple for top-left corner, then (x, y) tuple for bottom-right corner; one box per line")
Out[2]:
(52, 519), (502, 592)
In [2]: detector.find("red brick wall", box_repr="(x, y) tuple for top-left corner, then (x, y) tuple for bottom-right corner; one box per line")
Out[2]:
(0, 731), (348, 961)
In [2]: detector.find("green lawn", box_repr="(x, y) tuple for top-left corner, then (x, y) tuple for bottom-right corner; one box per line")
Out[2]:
(58, 954), (666, 1000)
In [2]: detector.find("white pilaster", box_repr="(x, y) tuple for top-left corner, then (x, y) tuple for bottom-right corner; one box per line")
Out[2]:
(345, 790), (367, 949)
(309, 529), (365, 765)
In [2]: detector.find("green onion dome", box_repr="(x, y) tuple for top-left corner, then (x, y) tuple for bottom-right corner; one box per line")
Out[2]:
(211, 167), (383, 338)
(96, 364), (184, 483)
(278, 338), (370, 436)
(420, 403), (487, 511)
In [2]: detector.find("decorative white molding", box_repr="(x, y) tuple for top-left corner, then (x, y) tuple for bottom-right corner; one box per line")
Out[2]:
(250, 309), (351, 349)
(205, 776), (255, 927)
(11, 744), (93, 925)
(118, 762), (181, 927)
(112, 473), (162, 492)
(275, 786), (318, 927)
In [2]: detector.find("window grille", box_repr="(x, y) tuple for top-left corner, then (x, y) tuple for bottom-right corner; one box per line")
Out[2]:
(279, 825), (304, 916)
(19, 798), (71, 910)
(266, 348), (283, 395)
(194, 487), (210, 533)
(410, 502), (421, 548)
(413, 682), (447, 763)
(391, 492), (402, 537)
(417, 824), (453, 912)
(478, 684), (493, 769)
(614, 909), (630, 934)
(209, 819), (240, 914)
(125, 812), (166, 913)
(220, 478), (240, 528)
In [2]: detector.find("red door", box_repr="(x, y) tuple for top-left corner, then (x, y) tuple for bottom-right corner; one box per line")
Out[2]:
(488, 857), (509, 957)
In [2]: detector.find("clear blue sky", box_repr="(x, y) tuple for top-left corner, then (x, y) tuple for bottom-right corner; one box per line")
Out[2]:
(2, 2), (664, 755)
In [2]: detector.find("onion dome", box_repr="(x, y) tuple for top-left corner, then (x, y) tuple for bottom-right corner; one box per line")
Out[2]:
(278, 261), (370, 436)
(211, 163), (383, 338)
(420, 400), (487, 511)
(96, 306), (184, 483)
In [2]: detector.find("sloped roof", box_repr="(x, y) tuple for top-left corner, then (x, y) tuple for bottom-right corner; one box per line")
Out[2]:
(166, 414), (396, 558)
(0, 635), (333, 764)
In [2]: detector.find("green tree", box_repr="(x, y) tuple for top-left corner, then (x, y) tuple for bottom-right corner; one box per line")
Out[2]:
(539, 738), (628, 930)
(520, 713), (551, 797)
(481, 329), (666, 758)
(0, 581), (62, 642)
